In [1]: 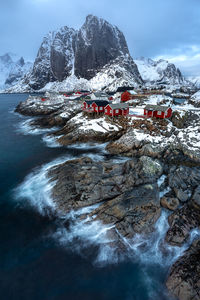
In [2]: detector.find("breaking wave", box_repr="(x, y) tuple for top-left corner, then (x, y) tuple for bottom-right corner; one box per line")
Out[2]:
(16, 118), (59, 136)
(14, 149), (200, 299)
(42, 134), (63, 148)
(14, 154), (75, 215)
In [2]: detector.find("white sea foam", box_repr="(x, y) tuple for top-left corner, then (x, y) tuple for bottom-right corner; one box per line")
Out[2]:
(15, 154), (75, 215)
(42, 134), (63, 148)
(67, 142), (108, 151)
(16, 118), (59, 136)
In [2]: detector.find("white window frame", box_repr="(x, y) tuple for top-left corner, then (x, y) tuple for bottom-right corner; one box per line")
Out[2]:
(115, 109), (119, 113)
(99, 107), (103, 111)
(157, 111), (162, 116)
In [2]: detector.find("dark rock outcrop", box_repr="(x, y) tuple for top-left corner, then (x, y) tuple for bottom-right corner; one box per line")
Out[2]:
(87, 183), (161, 238)
(165, 202), (200, 246)
(165, 166), (200, 246)
(48, 156), (163, 237)
(166, 239), (200, 300)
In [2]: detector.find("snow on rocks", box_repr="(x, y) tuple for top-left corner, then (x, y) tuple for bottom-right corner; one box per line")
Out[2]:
(107, 109), (200, 163)
(191, 90), (200, 106)
(15, 94), (66, 116)
(55, 112), (123, 146)
(68, 112), (121, 133)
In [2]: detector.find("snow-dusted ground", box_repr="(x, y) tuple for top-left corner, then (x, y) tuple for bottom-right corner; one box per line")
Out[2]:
(68, 112), (121, 133)
(115, 108), (200, 158)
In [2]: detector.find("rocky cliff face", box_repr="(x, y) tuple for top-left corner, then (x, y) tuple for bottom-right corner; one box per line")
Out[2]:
(74, 15), (130, 79)
(25, 15), (142, 90)
(27, 27), (76, 90)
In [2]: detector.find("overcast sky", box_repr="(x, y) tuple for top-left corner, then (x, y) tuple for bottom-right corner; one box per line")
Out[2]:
(1, 0), (200, 76)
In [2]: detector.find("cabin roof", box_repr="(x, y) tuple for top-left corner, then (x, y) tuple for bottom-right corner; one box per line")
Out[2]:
(85, 100), (94, 105)
(85, 100), (109, 106)
(144, 104), (170, 112)
(93, 100), (109, 106)
(107, 103), (129, 109)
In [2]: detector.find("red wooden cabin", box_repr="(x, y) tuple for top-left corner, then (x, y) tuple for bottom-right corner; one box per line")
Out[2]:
(144, 105), (172, 119)
(82, 100), (94, 112)
(92, 100), (109, 113)
(82, 100), (109, 113)
(104, 103), (129, 116)
(121, 90), (137, 102)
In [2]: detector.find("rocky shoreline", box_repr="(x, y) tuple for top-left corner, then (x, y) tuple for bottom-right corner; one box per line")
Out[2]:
(15, 96), (200, 300)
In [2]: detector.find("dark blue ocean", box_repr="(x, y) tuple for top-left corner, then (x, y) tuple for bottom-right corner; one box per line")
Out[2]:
(0, 94), (176, 300)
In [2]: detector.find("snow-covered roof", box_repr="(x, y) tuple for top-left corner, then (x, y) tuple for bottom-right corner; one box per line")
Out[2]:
(144, 104), (170, 112)
(107, 103), (129, 109)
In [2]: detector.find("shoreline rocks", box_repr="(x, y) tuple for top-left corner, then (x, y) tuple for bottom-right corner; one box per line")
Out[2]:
(166, 239), (200, 300)
(48, 156), (163, 239)
(15, 96), (200, 299)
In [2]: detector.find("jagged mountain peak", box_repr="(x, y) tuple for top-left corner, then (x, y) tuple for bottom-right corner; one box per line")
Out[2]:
(17, 57), (25, 67)
(24, 14), (140, 90)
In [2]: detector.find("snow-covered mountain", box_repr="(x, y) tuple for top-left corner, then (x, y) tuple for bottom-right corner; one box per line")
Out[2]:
(3, 16), (190, 93)
(13, 15), (142, 92)
(0, 53), (32, 89)
(187, 76), (200, 88)
(134, 57), (185, 85)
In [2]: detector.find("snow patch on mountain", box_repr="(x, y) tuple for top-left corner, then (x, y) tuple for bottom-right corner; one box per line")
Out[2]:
(187, 76), (200, 88)
(134, 57), (184, 85)
(191, 90), (200, 103)
(0, 53), (32, 90)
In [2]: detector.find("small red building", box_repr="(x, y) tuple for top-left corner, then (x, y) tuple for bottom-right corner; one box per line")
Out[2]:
(41, 97), (49, 102)
(121, 90), (137, 102)
(82, 100), (109, 113)
(104, 103), (129, 116)
(82, 100), (94, 112)
(144, 105), (172, 119)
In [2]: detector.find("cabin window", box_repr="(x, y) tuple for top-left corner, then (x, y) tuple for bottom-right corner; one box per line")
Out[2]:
(115, 109), (119, 113)
(157, 111), (162, 115)
(99, 107), (103, 111)
(105, 109), (108, 113)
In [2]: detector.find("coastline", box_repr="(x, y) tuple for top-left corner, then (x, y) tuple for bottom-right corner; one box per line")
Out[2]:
(13, 93), (200, 299)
